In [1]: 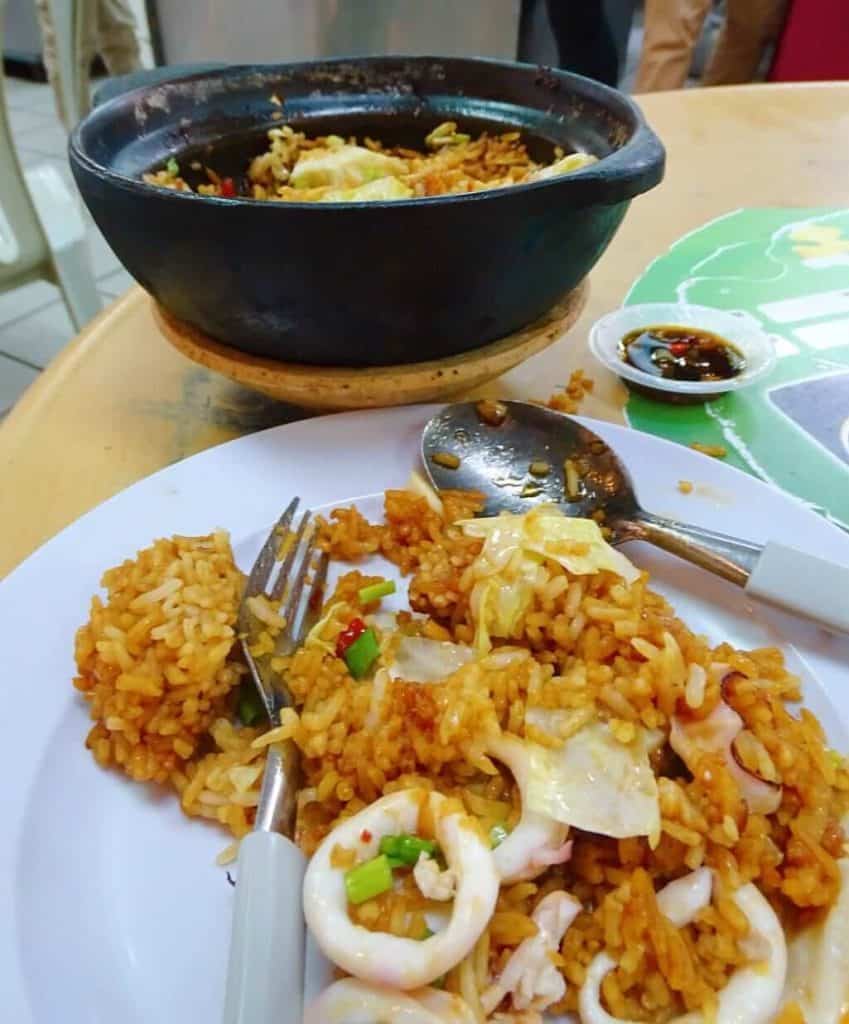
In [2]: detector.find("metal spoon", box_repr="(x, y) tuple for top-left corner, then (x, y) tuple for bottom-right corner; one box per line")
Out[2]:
(422, 401), (849, 635)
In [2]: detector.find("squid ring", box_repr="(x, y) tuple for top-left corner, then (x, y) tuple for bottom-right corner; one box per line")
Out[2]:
(303, 978), (477, 1024)
(303, 788), (499, 990)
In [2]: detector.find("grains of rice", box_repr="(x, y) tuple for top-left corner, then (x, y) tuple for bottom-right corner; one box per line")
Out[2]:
(216, 842), (239, 866)
(475, 399), (508, 427)
(690, 442), (728, 459)
(432, 452), (461, 470)
(74, 532), (244, 784)
(546, 369), (594, 415)
(520, 482), (543, 498)
(563, 458), (582, 500)
(144, 122), (595, 202)
(685, 663), (707, 709)
(246, 593), (286, 631)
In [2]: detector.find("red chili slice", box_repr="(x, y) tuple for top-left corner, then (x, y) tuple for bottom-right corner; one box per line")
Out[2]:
(361, 829), (373, 843)
(220, 177), (236, 197)
(669, 341), (690, 357)
(336, 617), (366, 657)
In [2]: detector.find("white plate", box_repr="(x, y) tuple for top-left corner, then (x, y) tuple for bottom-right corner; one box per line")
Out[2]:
(2, 406), (848, 1024)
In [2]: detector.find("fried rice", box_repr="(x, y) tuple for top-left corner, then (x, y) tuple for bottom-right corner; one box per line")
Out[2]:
(143, 121), (596, 203)
(73, 531), (245, 784)
(74, 484), (849, 1022)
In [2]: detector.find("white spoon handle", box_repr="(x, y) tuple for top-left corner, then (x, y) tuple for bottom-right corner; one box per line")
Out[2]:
(745, 541), (849, 635)
(222, 830), (306, 1024)
(632, 513), (849, 635)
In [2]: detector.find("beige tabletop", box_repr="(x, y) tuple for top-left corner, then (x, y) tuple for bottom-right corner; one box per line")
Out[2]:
(2, 83), (849, 579)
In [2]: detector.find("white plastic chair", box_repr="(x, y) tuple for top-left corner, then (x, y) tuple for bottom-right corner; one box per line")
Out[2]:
(0, 0), (100, 333)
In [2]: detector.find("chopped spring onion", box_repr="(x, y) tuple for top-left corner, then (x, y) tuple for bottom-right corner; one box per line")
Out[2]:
(343, 627), (380, 679)
(344, 854), (393, 905)
(489, 823), (510, 849)
(166, 157), (179, 176)
(419, 927), (435, 941)
(237, 680), (264, 726)
(358, 579), (396, 604)
(379, 833), (440, 866)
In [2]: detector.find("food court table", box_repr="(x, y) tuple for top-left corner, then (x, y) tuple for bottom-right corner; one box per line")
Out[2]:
(2, 83), (848, 579)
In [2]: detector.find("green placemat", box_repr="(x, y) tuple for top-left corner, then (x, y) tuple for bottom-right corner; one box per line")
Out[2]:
(624, 208), (849, 530)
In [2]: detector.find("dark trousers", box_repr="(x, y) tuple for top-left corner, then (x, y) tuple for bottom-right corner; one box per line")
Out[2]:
(545, 0), (620, 85)
(519, 0), (621, 86)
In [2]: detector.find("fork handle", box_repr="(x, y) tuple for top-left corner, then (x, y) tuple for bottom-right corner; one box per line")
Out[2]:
(222, 830), (306, 1024)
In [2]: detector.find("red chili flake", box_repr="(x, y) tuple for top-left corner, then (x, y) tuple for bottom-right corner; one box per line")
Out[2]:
(220, 177), (236, 198)
(360, 829), (373, 843)
(336, 617), (366, 657)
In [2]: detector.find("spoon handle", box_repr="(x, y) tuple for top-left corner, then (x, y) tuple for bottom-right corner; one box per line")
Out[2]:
(627, 511), (849, 635)
(625, 511), (761, 585)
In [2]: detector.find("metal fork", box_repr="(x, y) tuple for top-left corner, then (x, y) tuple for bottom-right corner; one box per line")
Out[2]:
(223, 498), (328, 1024)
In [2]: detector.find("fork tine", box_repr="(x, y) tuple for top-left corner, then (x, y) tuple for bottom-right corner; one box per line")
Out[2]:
(272, 545), (328, 665)
(243, 498), (299, 603)
(293, 549), (329, 648)
(279, 531), (318, 631)
(240, 502), (329, 715)
(270, 511), (312, 602)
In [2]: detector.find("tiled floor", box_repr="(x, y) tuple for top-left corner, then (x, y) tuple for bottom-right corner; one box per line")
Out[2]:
(0, 75), (128, 415)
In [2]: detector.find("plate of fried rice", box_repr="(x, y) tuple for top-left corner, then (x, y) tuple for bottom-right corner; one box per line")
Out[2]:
(2, 405), (849, 1024)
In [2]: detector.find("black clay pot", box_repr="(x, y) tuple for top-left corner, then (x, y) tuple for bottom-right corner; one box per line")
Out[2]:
(70, 56), (664, 367)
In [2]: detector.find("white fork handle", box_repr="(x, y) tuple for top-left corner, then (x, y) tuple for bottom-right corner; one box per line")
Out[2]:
(222, 830), (306, 1024)
(745, 542), (849, 635)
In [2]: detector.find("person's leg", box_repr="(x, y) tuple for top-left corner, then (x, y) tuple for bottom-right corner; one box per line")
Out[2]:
(545, 0), (620, 86)
(634, 0), (713, 92)
(96, 0), (142, 76)
(702, 0), (788, 84)
(33, 0), (63, 122)
(34, 0), (97, 128)
(518, 0), (538, 61)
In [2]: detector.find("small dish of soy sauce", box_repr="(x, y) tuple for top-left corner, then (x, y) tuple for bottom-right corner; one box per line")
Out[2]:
(589, 303), (776, 403)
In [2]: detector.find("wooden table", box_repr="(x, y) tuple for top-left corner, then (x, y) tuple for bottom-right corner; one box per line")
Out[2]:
(2, 83), (848, 578)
